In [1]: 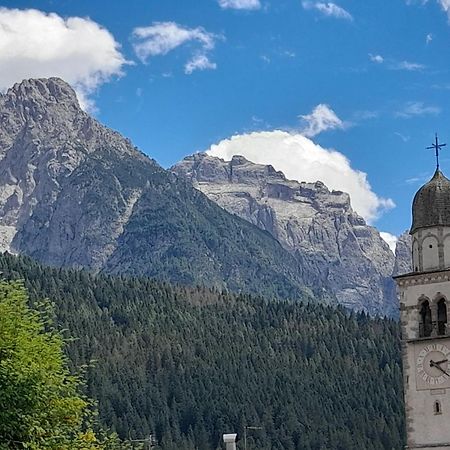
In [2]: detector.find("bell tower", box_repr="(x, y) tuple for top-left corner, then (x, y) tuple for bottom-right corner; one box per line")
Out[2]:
(395, 161), (450, 449)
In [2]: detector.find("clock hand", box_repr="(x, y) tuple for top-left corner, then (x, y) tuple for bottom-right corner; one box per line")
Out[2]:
(435, 359), (448, 365)
(430, 360), (450, 377)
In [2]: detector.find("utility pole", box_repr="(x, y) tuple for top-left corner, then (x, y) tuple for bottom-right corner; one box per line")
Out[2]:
(128, 435), (156, 449)
(243, 426), (262, 450)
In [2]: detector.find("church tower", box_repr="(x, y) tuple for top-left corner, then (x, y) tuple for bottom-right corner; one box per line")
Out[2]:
(395, 162), (450, 449)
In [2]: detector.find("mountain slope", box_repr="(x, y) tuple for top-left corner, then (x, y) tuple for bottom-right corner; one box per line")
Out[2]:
(0, 252), (405, 450)
(172, 153), (399, 316)
(0, 77), (313, 301)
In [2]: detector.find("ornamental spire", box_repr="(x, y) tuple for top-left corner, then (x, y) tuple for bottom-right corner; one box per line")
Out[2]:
(427, 133), (446, 170)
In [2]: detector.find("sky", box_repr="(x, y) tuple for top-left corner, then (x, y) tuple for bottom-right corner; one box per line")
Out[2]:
(1, 0), (450, 247)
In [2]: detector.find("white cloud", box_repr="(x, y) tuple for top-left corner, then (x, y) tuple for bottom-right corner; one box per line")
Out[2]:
(380, 232), (398, 253)
(283, 50), (296, 58)
(206, 130), (395, 223)
(396, 101), (441, 118)
(302, 1), (353, 20)
(434, 0), (450, 18)
(218, 0), (261, 10)
(0, 8), (127, 111)
(132, 22), (215, 60)
(394, 132), (410, 142)
(299, 104), (346, 137)
(369, 53), (384, 64)
(406, 0), (450, 19)
(392, 60), (426, 71)
(131, 22), (219, 74)
(369, 53), (425, 72)
(439, 0), (450, 16)
(185, 54), (217, 74)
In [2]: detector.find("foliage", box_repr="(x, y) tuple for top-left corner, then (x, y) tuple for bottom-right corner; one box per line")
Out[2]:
(0, 280), (137, 450)
(0, 253), (404, 449)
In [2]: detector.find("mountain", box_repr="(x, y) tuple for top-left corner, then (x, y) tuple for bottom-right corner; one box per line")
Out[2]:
(393, 232), (412, 276)
(0, 77), (317, 301)
(0, 252), (405, 450)
(172, 153), (401, 316)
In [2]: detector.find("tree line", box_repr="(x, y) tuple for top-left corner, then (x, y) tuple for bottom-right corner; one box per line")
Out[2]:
(0, 253), (404, 449)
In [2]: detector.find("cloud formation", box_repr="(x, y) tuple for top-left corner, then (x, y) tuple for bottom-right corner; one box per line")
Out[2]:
(185, 54), (217, 74)
(380, 232), (398, 252)
(369, 53), (384, 64)
(392, 60), (425, 71)
(396, 101), (441, 118)
(206, 130), (395, 222)
(299, 104), (346, 137)
(407, 1), (450, 20)
(431, 0), (450, 18)
(0, 8), (127, 111)
(368, 53), (425, 71)
(218, 0), (261, 9)
(131, 22), (219, 74)
(302, 1), (353, 20)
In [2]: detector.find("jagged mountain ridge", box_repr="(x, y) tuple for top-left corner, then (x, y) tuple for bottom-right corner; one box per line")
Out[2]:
(172, 152), (407, 316)
(0, 77), (318, 301)
(393, 232), (412, 276)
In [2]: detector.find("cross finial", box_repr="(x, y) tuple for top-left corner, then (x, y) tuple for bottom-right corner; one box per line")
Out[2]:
(427, 133), (446, 170)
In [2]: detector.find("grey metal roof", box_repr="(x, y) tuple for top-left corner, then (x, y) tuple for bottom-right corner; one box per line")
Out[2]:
(411, 169), (450, 233)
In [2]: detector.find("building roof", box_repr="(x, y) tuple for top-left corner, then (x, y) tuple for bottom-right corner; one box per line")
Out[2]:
(411, 169), (450, 234)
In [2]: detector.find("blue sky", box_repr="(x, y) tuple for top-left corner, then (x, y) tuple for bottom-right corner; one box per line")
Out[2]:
(1, 0), (450, 242)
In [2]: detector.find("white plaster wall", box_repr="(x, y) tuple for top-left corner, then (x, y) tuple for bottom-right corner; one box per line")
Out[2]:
(399, 224), (450, 449)
(412, 227), (450, 272)
(422, 235), (439, 271)
(405, 339), (450, 448)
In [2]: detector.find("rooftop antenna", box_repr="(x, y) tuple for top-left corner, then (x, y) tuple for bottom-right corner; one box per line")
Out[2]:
(427, 133), (446, 170)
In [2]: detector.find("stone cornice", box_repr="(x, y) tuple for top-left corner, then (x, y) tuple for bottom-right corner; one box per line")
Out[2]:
(395, 269), (450, 287)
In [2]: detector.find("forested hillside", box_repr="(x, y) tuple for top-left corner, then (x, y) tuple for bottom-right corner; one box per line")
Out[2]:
(0, 253), (404, 450)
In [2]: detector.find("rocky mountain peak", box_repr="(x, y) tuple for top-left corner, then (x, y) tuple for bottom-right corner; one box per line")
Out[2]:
(0, 77), (89, 157)
(0, 77), (151, 259)
(393, 231), (412, 276)
(172, 152), (400, 316)
(230, 154), (250, 165)
(6, 77), (79, 106)
(173, 152), (353, 214)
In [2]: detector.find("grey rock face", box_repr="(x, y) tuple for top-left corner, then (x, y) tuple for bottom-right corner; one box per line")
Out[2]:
(393, 232), (412, 276)
(0, 77), (316, 302)
(0, 77), (407, 315)
(172, 153), (399, 316)
(0, 78), (152, 269)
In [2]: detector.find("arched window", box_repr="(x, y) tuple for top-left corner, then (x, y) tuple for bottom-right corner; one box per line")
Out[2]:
(438, 299), (448, 336)
(434, 400), (442, 415)
(420, 300), (432, 337)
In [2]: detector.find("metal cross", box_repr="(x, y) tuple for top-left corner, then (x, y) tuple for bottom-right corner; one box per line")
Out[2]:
(427, 133), (446, 170)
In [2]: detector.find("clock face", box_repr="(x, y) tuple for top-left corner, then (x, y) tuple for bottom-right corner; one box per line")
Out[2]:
(416, 343), (450, 388)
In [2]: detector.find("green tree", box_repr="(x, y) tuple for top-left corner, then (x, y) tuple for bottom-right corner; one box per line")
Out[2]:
(0, 281), (130, 450)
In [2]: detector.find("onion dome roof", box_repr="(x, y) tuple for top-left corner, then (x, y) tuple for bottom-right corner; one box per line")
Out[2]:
(411, 169), (450, 234)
